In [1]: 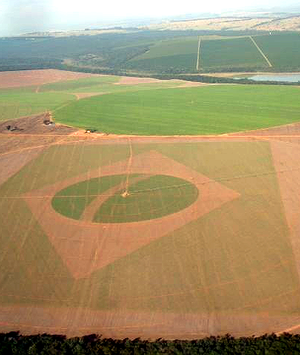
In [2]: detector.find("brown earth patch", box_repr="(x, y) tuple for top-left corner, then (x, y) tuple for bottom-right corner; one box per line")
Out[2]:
(0, 69), (100, 89)
(0, 135), (60, 156)
(0, 148), (44, 186)
(229, 122), (300, 137)
(175, 80), (210, 88)
(271, 141), (300, 282)
(1, 305), (300, 339)
(228, 122), (300, 145)
(0, 113), (77, 136)
(73, 92), (105, 100)
(115, 77), (163, 85)
(23, 150), (240, 279)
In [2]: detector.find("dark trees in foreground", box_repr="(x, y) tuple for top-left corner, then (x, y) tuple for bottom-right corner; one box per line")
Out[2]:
(1, 332), (300, 354)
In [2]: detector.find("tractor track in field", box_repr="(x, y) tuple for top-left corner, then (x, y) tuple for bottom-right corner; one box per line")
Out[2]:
(249, 36), (273, 68)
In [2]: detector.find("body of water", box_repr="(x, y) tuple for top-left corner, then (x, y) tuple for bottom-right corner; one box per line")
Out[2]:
(248, 74), (300, 83)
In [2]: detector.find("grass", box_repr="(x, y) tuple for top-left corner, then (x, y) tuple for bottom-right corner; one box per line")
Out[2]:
(0, 91), (76, 121)
(54, 85), (300, 135)
(1, 141), (299, 315)
(52, 174), (129, 220)
(254, 33), (300, 71)
(200, 37), (268, 70)
(0, 78), (182, 121)
(52, 173), (198, 223)
(39, 76), (120, 92)
(94, 174), (199, 223)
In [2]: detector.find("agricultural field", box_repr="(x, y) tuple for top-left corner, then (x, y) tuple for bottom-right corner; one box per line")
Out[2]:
(1, 69), (300, 338)
(200, 37), (269, 71)
(0, 70), (183, 122)
(54, 85), (300, 135)
(254, 33), (300, 71)
(127, 37), (199, 72)
(2, 135), (300, 337)
(0, 91), (76, 121)
(124, 32), (300, 73)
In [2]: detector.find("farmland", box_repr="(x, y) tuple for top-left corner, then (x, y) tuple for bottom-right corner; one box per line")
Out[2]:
(0, 71), (183, 122)
(0, 91), (76, 121)
(200, 37), (269, 70)
(1, 67), (300, 340)
(254, 33), (300, 71)
(127, 37), (199, 72)
(1, 31), (300, 74)
(54, 85), (300, 135)
(1, 135), (300, 337)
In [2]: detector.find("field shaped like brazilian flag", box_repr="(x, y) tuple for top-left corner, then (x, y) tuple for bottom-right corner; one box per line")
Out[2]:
(1, 137), (300, 338)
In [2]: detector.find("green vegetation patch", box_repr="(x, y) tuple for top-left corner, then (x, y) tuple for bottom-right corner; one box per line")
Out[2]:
(39, 76), (119, 92)
(126, 53), (198, 72)
(133, 37), (199, 60)
(254, 33), (300, 71)
(127, 37), (198, 72)
(94, 174), (199, 223)
(0, 91), (76, 121)
(54, 85), (300, 135)
(52, 174), (199, 223)
(201, 37), (268, 70)
(52, 174), (129, 220)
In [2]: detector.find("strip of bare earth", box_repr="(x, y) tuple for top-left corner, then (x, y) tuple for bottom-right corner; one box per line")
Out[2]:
(196, 37), (201, 71)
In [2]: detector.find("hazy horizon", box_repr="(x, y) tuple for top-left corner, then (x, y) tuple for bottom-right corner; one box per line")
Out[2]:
(0, 0), (298, 36)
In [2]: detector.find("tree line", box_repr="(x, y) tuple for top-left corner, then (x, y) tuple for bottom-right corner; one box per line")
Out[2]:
(0, 332), (300, 354)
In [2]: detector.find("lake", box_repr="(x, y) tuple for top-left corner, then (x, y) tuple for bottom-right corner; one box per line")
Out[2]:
(248, 74), (300, 83)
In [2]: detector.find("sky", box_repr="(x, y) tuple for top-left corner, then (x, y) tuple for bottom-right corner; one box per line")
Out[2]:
(0, 0), (296, 36)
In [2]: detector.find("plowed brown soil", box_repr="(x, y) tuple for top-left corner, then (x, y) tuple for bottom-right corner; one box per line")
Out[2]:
(115, 77), (164, 85)
(0, 69), (98, 89)
(0, 113), (76, 136)
(1, 305), (300, 339)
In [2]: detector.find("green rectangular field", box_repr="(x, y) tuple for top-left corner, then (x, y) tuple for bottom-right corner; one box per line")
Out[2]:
(200, 37), (268, 70)
(254, 33), (300, 71)
(126, 37), (199, 72)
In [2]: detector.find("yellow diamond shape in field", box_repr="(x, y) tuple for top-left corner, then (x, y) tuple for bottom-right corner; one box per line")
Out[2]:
(23, 150), (240, 279)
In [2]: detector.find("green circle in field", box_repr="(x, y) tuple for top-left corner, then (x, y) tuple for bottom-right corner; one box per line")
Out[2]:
(52, 174), (199, 223)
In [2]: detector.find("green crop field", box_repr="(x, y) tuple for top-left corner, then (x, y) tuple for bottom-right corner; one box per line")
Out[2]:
(0, 91), (76, 121)
(39, 76), (120, 92)
(52, 174), (198, 223)
(126, 37), (199, 72)
(0, 76), (184, 122)
(200, 37), (268, 70)
(254, 33), (300, 71)
(53, 85), (300, 135)
(39, 76), (181, 94)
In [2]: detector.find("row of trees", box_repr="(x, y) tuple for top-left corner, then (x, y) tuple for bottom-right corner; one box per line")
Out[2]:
(1, 332), (300, 354)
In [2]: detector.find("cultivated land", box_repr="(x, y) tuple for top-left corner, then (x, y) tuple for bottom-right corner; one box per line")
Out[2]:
(2, 70), (300, 339)
(1, 31), (300, 74)
(126, 33), (300, 73)
(200, 37), (269, 70)
(54, 85), (300, 135)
